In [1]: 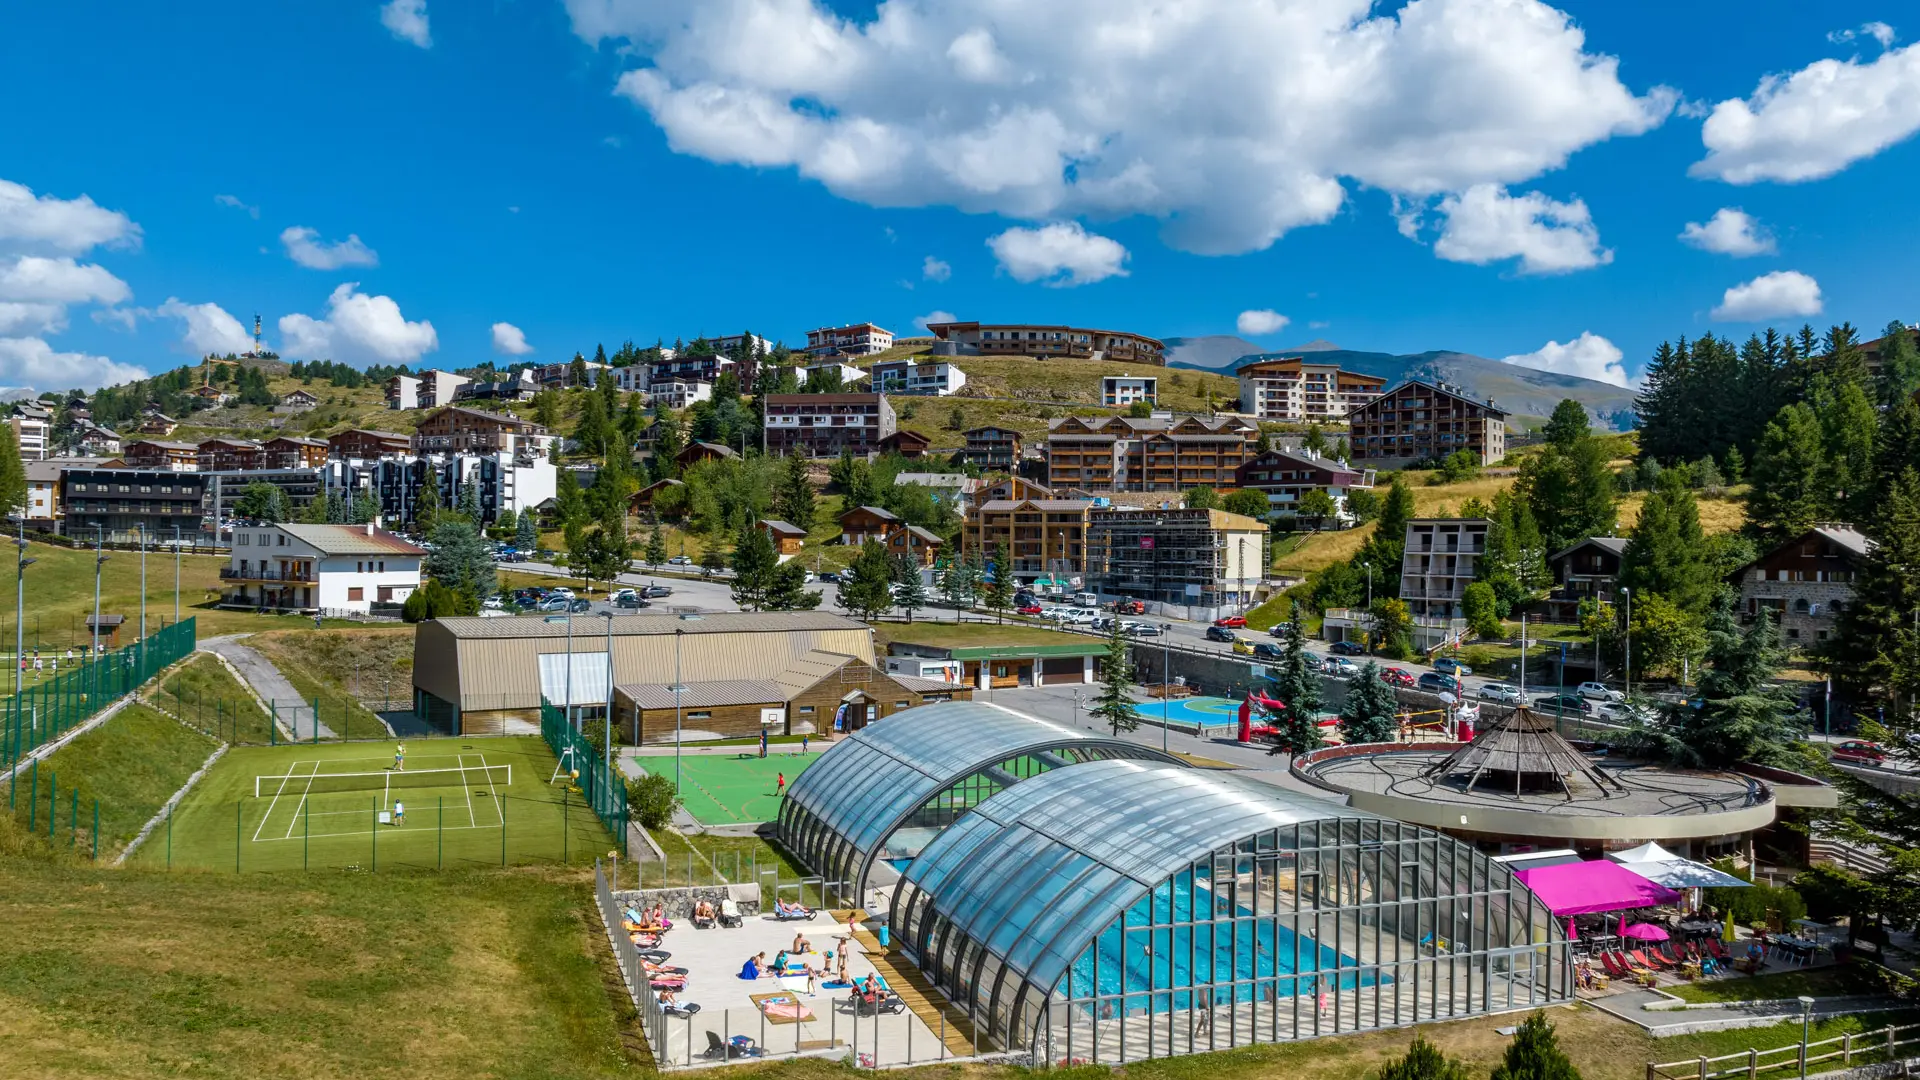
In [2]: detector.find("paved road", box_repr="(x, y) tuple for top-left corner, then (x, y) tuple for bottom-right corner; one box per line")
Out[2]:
(198, 635), (333, 739)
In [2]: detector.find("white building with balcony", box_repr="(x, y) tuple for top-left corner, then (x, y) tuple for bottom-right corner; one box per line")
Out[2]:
(1101, 375), (1157, 408)
(870, 359), (968, 396)
(1399, 518), (1487, 649)
(222, 523), (425, 614)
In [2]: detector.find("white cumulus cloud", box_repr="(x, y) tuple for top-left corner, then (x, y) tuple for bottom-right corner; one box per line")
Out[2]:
(1711, 270), (1824, 322)
(1237, 309), (1290, 336)
(1679, 208), (1775, 256)
(0, 178), (140, 255)
(381, 0), (432, 48)
(0, 303), (67, 336)
(279, 283), (438, 363)
(1430, 184), (1611, 275)
(987, 223), (1128, 287)
(1693, 39), (1920, 184)
(922, 255), (951, 282)
(155, 298), (254, 355)
(914, 310), (958, 332)
(0, 256), (132, 306)
(0, 336), (146, 392)
(281, 226), (380, 270)
(567, 0), (1674, 256)
(1502, 332), (1630, 387)
(492, 321), (535, 356)
(1830, 22), (1897, 48)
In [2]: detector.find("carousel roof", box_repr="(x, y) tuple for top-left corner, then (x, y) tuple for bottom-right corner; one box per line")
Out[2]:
(1421, 706), (1622, 798)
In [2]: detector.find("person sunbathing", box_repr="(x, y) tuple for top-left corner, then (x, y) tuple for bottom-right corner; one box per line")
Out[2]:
(792, 932), (812, 954)
(774, 899), (810, 917)
(692, 900), (716, 926)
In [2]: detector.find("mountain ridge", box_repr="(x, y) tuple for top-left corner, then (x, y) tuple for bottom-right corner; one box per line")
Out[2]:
(1160, 334), (1637, 430)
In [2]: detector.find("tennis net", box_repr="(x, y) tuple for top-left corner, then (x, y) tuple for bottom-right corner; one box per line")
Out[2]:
(253, 764), (511, 797)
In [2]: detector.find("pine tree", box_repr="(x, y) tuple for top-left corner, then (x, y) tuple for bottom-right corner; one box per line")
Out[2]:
(1542, 399), (1589, 451)
(1816, 377), (1879, 524)
(766, 561), (822, 610)
(1490, 1012), (1582, 1080)
(840, 540), (895, 622)
(1621, 468), (1714, 615)
(729, 523), (778, 610)
(1340, 661), (1399, 743)
(0, 425), (26, 516)
(1747, 402), (1827, 546)
(1722, 444), (1745, 484)
(1091, 619), (1140, 736)
(984, 541), (1014, 622)
(1875, 321), (1920, 405)
(1265, 616), (1325, 756)
(1379, 1036), (1472, 1080)
(894, 562), (928, 621)
(644, 525), (667, 566)
(1623, 593), (1802, 767)
(516, 511), (539, 552)
(554, 470), (585, 527)
(1303, 424), (1328, 454)
(1826, 467), (1920, 702)
(457, 478), (481, 523)
(776, 452), (816, 530)
(352, 489), (381, 526)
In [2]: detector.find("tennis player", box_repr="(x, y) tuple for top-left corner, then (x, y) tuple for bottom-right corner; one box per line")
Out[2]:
(394, 742), (406, 772)
(393, 801), (406, 825)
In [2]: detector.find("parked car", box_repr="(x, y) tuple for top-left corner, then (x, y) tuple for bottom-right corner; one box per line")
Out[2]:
(1204, 625), (1238, 644)
(667, 555), (692, 565)
(1325, 657), (1360, 678)
(536, 596), (570, 612)
(482, 595), (505, 610)
(1330, 640), (1367, 656)
(1303, 654), (1328, 673)
(1016, 603), (1043, 616)
(1417, 672), (1461, 695)
(1433, 657), (1473, 677)
(1125, 622), (1162, 637)
(1213, 615), (1247, 628)
(1532, 693), (1592, 715)
(615, 593), (649, 609)
(608, 588), (638, 604)
(549, 587), (576, 600)
(1065, 608), (1100, 625)
(1251, 642), (1284, 660)
(1832, 741), (1887, 767)
(1575, 681), (1625, 703)
(1268, 622), (1294, 638)
(567, 598), (592, 613)
(1476, 682), (1524, 704)
(642, 584), (673, 598)
(1381, 668), (1416, 688)
(1232, 638), (1256, 655)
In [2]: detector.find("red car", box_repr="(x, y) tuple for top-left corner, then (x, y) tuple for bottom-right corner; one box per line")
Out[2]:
(1381, 668), (1417, 688)
(1214, 615), (1247, 628)
(1832, 741), (1887, 766)
(1016, 604), (1043, 616)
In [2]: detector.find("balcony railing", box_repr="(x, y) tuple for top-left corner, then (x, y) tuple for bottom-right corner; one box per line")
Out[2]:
(220, 567), (315, 582)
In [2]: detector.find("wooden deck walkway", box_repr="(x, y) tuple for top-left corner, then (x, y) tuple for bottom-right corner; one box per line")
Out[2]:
(846, 917), (983, 1057)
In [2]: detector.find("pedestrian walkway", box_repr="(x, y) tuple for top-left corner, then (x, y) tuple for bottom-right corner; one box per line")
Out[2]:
(1587, 987), (1910, 1035)
(847, 914), (980, 1057)
(197, 635), (334, 739)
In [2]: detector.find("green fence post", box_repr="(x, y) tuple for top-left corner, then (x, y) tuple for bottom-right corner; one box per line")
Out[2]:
(235, 798), (242, 873)
(371, 795), (377, 872)
(47, 771), (55, 838)
(312, 699), (319, 744)
(438, 796), (443, 870)
(563, 787), (570, 865)
(271, 701), (277, 745)
(166, 808), (172, 869)
(501, 792), (507, 868)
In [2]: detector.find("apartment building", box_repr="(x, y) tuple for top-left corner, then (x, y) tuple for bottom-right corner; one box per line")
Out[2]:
(1350, 380), (1508, 467)
(204, 468), (329, 523)
(1043, 414), (1258, 492)
(1233, 449), (1376, 521)
(456, 370), (538, 402)
(196, 437), (264, 472)
(10, 401), (50, 461)
(327, 428), (411, 460)
(962, 497), (1095, 581)
(1730, 525), (1871, 647)
(24, 457), (109, 523)
(926, 321), (1164, 365)
(762, 393), (896, 458)
(72, 422), (122, 457)
(386, 369), (471, 410)
(223, 523), (424, 614)
(612, 365), (650, 393)
(1085, 507), (1268, 620)
(869, 358), (967, 396)
(330, 451), (557, 527)
(1236, 358), (1386, 422)
(805, 322), (894, 359)
(1101, 375), (1157, 408)
(60, 468), (209, 538)
(411, 406), (554, 460)
(647, 353), (736, 385)
(121, 439), (200, 471)
(1400, 518), (1490, 649)
(962, 427), (1022, 472)
(647, 379), (711, 410)
(262, 436), (330, 470)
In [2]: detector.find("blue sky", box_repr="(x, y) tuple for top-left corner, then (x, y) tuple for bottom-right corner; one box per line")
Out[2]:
(2, 0), (1919, 393)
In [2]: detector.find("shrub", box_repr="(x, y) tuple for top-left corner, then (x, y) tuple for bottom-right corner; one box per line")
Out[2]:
(627, 773), (682, 830)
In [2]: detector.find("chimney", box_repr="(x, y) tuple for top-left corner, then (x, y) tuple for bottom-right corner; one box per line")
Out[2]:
(366, 521), (375, 536)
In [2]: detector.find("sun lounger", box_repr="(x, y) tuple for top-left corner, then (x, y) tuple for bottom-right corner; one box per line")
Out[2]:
(719, 898), (744, 929)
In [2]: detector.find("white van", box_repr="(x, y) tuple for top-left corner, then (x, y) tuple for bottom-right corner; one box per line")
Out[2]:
(1073, 592), (1099, 608)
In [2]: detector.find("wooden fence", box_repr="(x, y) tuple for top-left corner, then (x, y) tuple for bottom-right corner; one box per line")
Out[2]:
(1649, 1021), (1918, 1080)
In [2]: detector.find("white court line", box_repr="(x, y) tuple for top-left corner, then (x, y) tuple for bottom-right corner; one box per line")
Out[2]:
(254, 760), (318, 842)
(456, 753), (477, 827)
(477, 752), (505, 825)
(281, 760), (325, 841)
(250, 819), (504, 843)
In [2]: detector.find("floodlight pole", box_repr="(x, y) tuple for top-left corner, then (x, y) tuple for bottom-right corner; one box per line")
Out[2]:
(92, 527), (106, 661)
(173, 525), (181, 624)
(139, 524), (147, 641)
(565, 616), (575, 733)
(600, 610), (615, 773)
(673, 626), (684, 794)
(1621, 586), (1631, 703)
(14, 522), (32, 700)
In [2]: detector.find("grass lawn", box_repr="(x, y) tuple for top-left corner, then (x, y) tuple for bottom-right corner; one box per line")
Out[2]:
(0, 829), (634, 1080)
(132, 736), (616, 873)
(157, 653), (277, 744)
(642, 826), (817, 895)
(7, 702), (217, 859)
(246, 627), (413, 740)
(872, 620), (1093, 650)
(1662, 964), (1889, 1004)
(632, 750), (820, 826)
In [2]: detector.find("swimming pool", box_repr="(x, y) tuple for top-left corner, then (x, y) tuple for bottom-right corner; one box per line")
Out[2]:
(1061, 871), (1381, 1012)
(1143, 696), (1246, 729)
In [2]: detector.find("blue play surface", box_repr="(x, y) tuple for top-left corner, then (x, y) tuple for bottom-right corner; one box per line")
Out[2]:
(1062, 870), (1383, 1011)
(1144, 696), (1245, 727)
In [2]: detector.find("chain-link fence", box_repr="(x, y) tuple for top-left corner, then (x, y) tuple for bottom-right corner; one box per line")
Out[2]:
(543, 698), (628, 856)
(2, 618), (197, 769)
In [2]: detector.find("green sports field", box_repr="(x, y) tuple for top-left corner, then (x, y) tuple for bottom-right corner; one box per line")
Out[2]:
(634, 749), (820, 825)
(134, 736), (617, 873)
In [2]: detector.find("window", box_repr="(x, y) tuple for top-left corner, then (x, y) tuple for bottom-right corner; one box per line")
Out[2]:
(687, 711), (712, 721)
(798, 706), (814, 715)
(347, 587), (364, 601)
(238, 534), (250, 546)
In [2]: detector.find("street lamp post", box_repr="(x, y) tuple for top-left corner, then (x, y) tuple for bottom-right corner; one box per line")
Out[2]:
(1620, 586), (1631, 702)
(1161, 625), (1173, 750)
(15, 524), (34, 701)
(1797, 996), (1815, 1080)
(138, 525), (147, 642)
(1362, 560), (1372, 652)
(672, 624), (686, 794)
(92, 527), (107, 661)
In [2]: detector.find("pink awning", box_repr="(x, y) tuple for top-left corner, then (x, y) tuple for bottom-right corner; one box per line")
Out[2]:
(1514, 860), (1683, 916)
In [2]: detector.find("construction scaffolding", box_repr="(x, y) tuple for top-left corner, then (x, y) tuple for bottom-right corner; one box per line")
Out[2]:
(1087, 508), (1267, 610)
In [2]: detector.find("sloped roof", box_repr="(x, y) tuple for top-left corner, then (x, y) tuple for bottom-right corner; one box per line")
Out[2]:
(759, 519), (808, 537)
(843, 505), (899, 521)
(276, 524), (427, 556)
(1422, 707), (1621, 797)
(1548, 536), (1628, 562)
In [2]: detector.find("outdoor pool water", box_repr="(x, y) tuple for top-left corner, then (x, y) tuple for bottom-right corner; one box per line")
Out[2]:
(1062, 872), (1381, 1012)
(1144, 696), (1246, 729)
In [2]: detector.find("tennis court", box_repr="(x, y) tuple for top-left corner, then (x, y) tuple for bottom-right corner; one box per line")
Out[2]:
(137, 736), (616, 873)
(634, 750), (820, 826)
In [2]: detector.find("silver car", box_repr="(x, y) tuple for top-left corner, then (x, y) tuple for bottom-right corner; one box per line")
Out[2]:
(1476, 682), (1524, 704)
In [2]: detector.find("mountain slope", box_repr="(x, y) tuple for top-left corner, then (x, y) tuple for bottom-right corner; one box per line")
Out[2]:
(1162, 336), (1637, 430)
